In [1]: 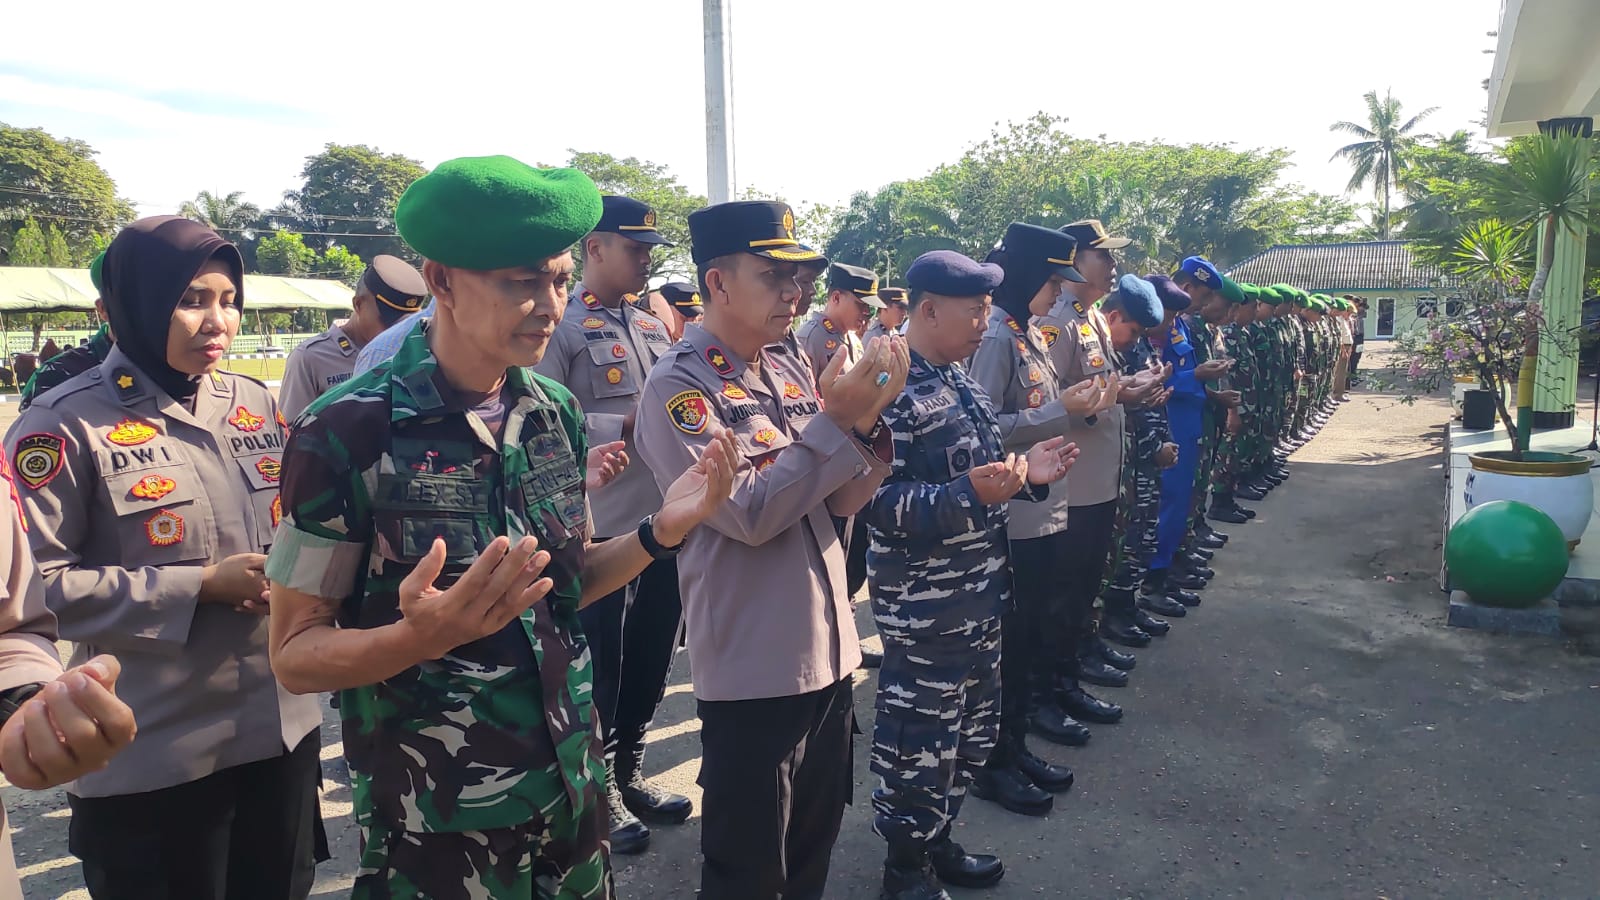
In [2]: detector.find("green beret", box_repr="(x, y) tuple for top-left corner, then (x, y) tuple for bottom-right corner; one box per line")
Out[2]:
(1256, 285), (1283, 305)
(1217, 275), (1246, 305)
(89, 250), (106, 293)
(395, 156), (603, 270)
(1236, 282), (1262, 304)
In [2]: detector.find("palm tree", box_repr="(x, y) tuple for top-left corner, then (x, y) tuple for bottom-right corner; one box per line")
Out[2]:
(1330, 90), (1439, 239)
(1482, 131), (1599, 453)
(178, 190), (261, 239)
(1444, 218), (1529, 294)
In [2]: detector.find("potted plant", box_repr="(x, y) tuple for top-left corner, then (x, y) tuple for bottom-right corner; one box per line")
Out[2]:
(1387, 241), (1590, 549)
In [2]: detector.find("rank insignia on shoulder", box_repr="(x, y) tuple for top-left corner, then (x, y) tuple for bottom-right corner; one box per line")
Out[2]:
(130, 474), (176, 500)
(255, 456), (282, 483)
(114, 371), (135, 391)
(145, 509), (185, 546)
(1006, 318), (1022, 334)
(822, 318), (837, 333)
(14, 433), (66, 490)
(722, 382), (748, 400)
(1040, 325), (1060, 347)
(666, 390), (711, 435)
(582, 316), (606, 329)
(106, 419), (158, 446)
(1072, 300), (1087, 317)
(606, 367), (623, 385)
(581, 291), (601, 309)
(782, 382), (804, 400)
(705, 347), (735, 377)
(230, 406), (266, 432)
(337, 335), (353, 352)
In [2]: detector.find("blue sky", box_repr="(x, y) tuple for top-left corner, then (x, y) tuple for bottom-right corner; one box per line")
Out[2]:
(2, 0), (1503, 224)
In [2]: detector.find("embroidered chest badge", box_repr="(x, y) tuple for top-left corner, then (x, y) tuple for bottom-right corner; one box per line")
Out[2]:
(722, 383), (748, 400)
(754, 428), (778, 447)
(1027, 387), (1044, 409)
(582, 316), (606, 329)
(782, 382), (804, 400)
(255, 456), (282, 483)
(606, 367), (623, 385)
(229, 406), (265, 432)
(130, 474), (176, 500)
(1078, 323), (1094, 339)
(146, 510), (185, 546)
(106, 419), (157, 446)
(666, 390), (711, 435)
(271, 495), (283, 528)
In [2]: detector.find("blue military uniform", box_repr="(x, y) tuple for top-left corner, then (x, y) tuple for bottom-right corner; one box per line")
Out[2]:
(864, 250), (1021, 899)
(1150, 274), (1207, 577)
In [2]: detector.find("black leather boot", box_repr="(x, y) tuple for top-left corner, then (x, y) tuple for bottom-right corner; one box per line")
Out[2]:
(1187, 546), (1215, 562)
(1138, 591), (1188, 617)
(1075, 634), (1130, 687)
(1029, 700), (1092, 747)
(1132, 605), (1172, 634)
(616, 742), (693, 825)
(929, 830), (1005, 889)
(1056, 677), (1124, 725)
(1235, 483), (1267, 502)
(971, 755), (1054, 816)
(1095, 637), (1138, 671)
(1168, 587), (1203, 607)
(604, 758), (651, 855)
(1209, 500), (1250, 524)
(882, 842), (950, 900)
(1013, 739), (1076, 791)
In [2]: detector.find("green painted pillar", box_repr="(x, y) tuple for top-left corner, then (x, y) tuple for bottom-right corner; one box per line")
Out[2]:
(1532, 117), (1593, 430)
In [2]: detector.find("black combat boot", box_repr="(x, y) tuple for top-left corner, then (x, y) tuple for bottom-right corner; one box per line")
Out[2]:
(1029, 698), (1093, 747)
(1132, 605), (1172, 634)
(1187, 546), (1215, 562)
(929, 828), (1005, 889)
(881, 842), (950, 900)
(1012, 736), (1077, 790)
(616, 742), (693, 825)
(1208, 498), (1251, 525)
(971, 750), (1054, 815)
(1235, 483), (1267, 502)
(1055, 675), (1124, 725)
(604, 758), (651, 855)
(1074, 634), (1130, 687)
(1181, 563), (1216, 581)
(1095, 637), (1138, 671)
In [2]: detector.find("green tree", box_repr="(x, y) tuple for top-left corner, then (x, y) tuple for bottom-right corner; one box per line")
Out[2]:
(43, 224), (71, 266)
(7, 217), (49, 266)
(0, 123), (133, 262)
(179, 190), (262, 237)
(1329, 90), (1439, 239)
(565, 150), (706, 281)
(318, 244), (366, 286)
(255, 230), (318, 276)
(271, 144), (427, 262)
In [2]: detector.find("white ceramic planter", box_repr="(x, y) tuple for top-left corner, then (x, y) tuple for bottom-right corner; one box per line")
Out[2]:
(1465, 451), (1594, 551)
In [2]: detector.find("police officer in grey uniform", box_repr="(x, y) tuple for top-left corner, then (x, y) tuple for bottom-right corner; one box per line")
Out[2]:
(864, 287), (909, 345)
(531, 194), (689, 854)
(277, 255), (427, 420)
(964, 223), (1117, 816)
(659, 281), (703, 342)
(795, 263), (885, 383)
(866, 250), (1077, 900)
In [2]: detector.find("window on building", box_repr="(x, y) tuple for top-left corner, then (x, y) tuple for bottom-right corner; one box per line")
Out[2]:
(1415, 296), (1438, 319)
(1445, 296), (1464, 317)
(1376, 297), (1396, 338)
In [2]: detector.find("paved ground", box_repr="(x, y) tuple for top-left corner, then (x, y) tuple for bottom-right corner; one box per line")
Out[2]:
(6, 372), (1600, 897)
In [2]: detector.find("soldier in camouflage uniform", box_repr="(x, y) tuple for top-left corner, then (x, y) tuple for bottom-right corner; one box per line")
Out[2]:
(266, 157), (735, 900)
(866, 250), (1076, 900)
(1209, 284), (1264, 525)
(21, 251), (113, 411)
(1094, 277), (1176, 655)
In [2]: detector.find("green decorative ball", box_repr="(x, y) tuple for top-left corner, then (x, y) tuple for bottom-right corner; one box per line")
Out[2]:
(1447, 500), (1568, 607)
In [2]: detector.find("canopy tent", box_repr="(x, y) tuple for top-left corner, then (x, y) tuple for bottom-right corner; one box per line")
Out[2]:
(0, 267), (355, 312)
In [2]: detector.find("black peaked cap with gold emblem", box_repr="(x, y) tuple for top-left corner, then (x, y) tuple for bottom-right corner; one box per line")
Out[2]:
(688, 201), (824, 266)
(595, 195), (673, 245)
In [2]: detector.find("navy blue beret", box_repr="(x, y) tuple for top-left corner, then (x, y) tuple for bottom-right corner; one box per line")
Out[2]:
(1145, 273), (1192, 311)
(905, 250), (1004, 297)
(1113, 274), (1164, 328)
(1179, 256), (1222, 287)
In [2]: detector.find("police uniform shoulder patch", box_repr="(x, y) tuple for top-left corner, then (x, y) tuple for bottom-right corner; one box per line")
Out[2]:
(666, 390), (711, 435)
(130, 474), (176, 500)
(1040, 324), (1060, 347)
(229, 406), (266, 432)
(106, 419), (158, 446)
(14, 433), (66, 490)
(145, 509), (185, 546)
(722, 382), (748, 400)
(705, 346), (735, 377)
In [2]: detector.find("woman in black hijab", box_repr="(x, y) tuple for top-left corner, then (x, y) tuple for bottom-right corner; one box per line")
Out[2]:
(8, 216), (325, 899)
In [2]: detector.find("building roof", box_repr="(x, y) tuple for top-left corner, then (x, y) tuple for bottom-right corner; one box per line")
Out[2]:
(1225, 241), (1455, 292)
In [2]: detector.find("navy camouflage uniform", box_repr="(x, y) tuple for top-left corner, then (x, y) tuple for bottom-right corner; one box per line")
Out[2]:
(864, 350), (1044, 847)
(1104, 336), (1170, 597)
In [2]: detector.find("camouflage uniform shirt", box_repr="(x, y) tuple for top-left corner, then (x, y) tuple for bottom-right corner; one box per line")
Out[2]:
(266, 321), (605, 851)
(20, 324), (113, 410)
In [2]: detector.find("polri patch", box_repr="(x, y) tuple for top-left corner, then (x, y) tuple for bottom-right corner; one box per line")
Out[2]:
(14, 433), (66, 490)
(106, 419), (158, 446)
(666, 390), (711, 435)
(230, 406), (266, 432)
(146, 509), (185, 546)
(1040, 325), (1060, 347)
(722, 383), (748, 400)
(782, 382), (804, 400)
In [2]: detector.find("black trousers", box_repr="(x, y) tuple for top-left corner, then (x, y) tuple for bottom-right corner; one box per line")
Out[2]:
(1056, 501), (1119, 672)
(578, 556), (683, 757)
(1350, 345), (1363, 378)
(69, 728), (326, 900)
(697, 677), (856, 900)
(994, 531), (1071, 757)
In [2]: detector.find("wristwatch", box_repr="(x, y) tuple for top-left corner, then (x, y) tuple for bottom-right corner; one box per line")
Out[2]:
(638, 515), (687, 560)
(853, 419), (885, 445)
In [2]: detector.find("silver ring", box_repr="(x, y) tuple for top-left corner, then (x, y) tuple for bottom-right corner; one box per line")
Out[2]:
(875, 371), (890, 387)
